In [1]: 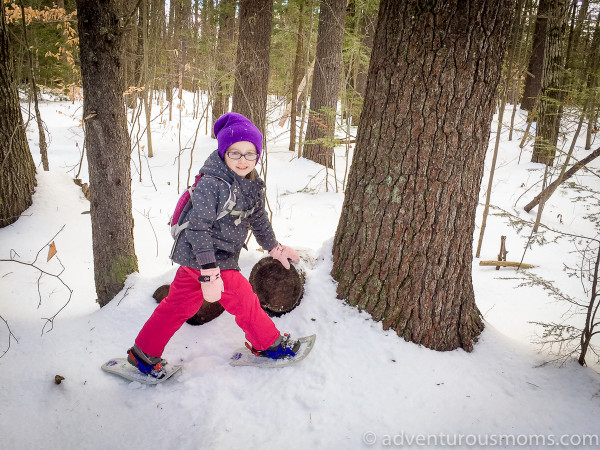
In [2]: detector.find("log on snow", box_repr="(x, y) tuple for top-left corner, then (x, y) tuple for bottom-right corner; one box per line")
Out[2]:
(479, 261), (535, 269)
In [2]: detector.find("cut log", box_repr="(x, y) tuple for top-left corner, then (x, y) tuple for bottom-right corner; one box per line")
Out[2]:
(153, 284), (225, 326)
(478, 261), (535, 269)
(152, 256), (306, 323)
(249, 257), (305, 316)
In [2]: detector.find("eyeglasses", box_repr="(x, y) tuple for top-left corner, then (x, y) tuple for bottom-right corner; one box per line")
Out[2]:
(226, 151), (259, 161)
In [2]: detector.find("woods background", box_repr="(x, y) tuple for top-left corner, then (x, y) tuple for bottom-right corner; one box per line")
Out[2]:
(1, 0), (600, 359)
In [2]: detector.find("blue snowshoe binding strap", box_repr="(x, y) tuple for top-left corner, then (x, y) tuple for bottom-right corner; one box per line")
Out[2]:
(246, 334), (301, 359)
(127, 347), (167, 379)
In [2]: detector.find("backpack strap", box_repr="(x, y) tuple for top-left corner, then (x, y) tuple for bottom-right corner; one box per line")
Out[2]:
(172, 174), (259, 241)
(228, 206), (257, 226)
(202, 175), (237, 221)
(169, 184), (198, 239)
(206, 175), (258, 226)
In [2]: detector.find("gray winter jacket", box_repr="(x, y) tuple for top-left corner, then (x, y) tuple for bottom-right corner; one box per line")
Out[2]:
(170, 150), (278, 271)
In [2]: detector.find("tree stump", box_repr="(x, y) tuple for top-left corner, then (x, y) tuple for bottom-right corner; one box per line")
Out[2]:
(152, 256), (305, 324)
(249, 257), (305, 316)
(152, 284), (225, 326)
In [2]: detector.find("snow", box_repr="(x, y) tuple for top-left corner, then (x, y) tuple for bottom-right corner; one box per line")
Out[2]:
(1, 95), (600, 449)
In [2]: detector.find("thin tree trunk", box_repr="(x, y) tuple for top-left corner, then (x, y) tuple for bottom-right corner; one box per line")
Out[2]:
(289, 0), (306, 153)
(303, 0), (346, 168)
(475, 0), (522, 257)
(566, 0), (589, 72)
(531, 0), (569, 166)
(76, 0), (138, 306)
(166, 0), (177, 121)
(354, 3), (376, 104)
(201, 0), (209, 38)
(298, 2), (315, 159)
(521, 0), (551, 111)
(526, 14), (600, 211)
(586, 106), (597, 151)
(232, 0), (274, 133)
(578, 244), (599, 366)
(19, 0), (49, 171)
(177, 37), (187, 193)
(141, 0), (154, 158)
(156, 0), (167, 94)
(585, 14), (600, 151)
(212, 0), (236, 134)
(508, 0), (527, 140)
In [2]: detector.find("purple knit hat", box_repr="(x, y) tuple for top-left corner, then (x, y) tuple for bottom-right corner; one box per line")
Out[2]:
(213, 112), (263, 159)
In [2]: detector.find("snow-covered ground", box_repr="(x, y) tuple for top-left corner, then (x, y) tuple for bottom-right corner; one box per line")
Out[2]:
(1, 94), (599, 449)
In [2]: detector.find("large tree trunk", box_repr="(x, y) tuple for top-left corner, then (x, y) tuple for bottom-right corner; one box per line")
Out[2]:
(531, 0), (569, 166)
(331, 0), (513, 352)
(521, 0), (550, 111)
(231, 0), (274, 133)
(76, 0), (138, 307)
(302, 0), (346, 168)
(0, 2), (36, 228)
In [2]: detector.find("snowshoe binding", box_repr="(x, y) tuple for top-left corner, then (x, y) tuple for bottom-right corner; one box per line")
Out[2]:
(127, 345), (168, 379)
(246, 333), (301, 359)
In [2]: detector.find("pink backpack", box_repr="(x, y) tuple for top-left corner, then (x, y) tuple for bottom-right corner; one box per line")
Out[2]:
(169, 173), (255, 239)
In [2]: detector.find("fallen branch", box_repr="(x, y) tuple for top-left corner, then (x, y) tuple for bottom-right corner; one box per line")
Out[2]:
(0, 226), (73, 335)
(479, 261), (535, 269)
(524, 146), (600, 213)
(0, 314), (19, 359)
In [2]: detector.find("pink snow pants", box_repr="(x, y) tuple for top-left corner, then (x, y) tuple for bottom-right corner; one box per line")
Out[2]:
(135, 266), (280, 357)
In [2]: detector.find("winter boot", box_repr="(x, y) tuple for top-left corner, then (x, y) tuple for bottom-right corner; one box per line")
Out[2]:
(127, 344), (168, 379)
(247, 334), (301, 359)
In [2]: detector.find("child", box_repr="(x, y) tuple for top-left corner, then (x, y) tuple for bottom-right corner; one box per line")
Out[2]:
(127, 112), (301, 378)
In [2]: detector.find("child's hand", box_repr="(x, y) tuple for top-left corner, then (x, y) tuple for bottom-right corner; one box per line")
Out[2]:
(199, 267), (224, 302)
(269, 244), (300, 270)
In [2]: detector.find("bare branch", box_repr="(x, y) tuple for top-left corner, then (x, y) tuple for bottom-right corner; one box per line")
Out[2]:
(0, 314), (19, 358)
(0, 227), (73, 335)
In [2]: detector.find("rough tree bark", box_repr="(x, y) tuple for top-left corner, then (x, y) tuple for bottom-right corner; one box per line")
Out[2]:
(303, 0), (346, 168)
(231, 0), (274, 133)
(521, 0), (550, 111)
(531, 0), (569, 166)
(331, 0), (513, 351)
(76, 0), (138, 306)
(0, 2), (37, 227)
